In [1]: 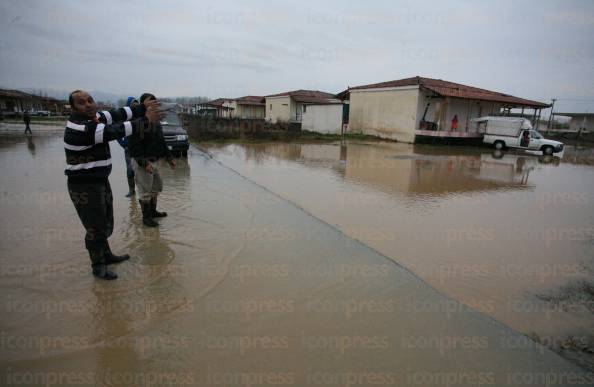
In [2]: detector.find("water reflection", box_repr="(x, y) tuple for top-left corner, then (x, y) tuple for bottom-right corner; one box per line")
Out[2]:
(25, 136), (36, 157)
(215, 142), (554, 197)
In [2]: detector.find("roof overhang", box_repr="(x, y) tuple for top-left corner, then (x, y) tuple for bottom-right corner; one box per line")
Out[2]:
(420, 85), (550, 109)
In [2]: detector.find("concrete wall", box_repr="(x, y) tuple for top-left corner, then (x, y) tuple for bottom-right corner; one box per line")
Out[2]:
(348, 86), (420, 143)
(266, 96), (292, 123)
(302, 104), (343, 134)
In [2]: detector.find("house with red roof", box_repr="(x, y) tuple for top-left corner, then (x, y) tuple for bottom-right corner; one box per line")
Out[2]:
(338, 76), (550, 143)
(265, 89), (341, 124)
(229, 96), (265, 119)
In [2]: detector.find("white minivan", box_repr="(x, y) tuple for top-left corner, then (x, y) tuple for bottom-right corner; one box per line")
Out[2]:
(475, 116), (564, 155)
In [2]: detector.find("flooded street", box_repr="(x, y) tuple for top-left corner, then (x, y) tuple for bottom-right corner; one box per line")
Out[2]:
(204, 141), (594, 370)
(1, 132), (592, 385)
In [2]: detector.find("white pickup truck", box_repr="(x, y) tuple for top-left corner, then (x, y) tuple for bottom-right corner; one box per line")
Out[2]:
(475, 116), (564, 155)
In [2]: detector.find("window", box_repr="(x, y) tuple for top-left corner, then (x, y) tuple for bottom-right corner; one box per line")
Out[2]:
(303, 105), (307, 113)
(269, 104), (272, 110)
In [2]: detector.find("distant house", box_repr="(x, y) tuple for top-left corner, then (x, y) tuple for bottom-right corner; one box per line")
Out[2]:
(198, 98), (234, 118)
(265, 89), (340, 124)
(229, 96), (265, 119)
(339, 76), (550, 143)
(551, 113), (593, 133)
(0, 89), (66, 115)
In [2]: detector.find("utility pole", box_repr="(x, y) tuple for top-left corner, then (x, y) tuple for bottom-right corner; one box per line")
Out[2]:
(547, 98), (556, 132)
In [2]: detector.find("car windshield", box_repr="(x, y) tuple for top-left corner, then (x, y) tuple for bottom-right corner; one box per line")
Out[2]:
(531, 131), (543, 139)
(161, 111), (181, 126)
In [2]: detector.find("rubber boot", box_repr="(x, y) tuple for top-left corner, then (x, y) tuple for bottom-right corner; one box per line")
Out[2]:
(89, 247), (118, 280)
(104, 241), (130, 264)
(140, 199), (158, 227)
(125, 176), (135, 198)
(151, 197), (167, 218)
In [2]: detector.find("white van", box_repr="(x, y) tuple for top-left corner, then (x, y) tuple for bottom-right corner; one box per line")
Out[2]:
(475, 116), (564, 155)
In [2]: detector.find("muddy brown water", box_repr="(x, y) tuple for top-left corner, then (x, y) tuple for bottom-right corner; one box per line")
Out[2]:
(204, 141), (594, 370)
(0, 132), (592, 385)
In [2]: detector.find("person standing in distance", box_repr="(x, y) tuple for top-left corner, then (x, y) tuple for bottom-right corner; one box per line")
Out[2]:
(23, 110), (32, 135)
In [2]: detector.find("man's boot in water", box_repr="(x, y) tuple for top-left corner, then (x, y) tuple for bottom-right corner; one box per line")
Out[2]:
(140, 199), (158, 227)
(103, 241), (130, 264)
(89, 247), (118, 280)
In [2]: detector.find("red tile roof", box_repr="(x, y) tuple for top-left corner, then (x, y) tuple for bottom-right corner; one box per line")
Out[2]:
(203, 98), (232, 107)
(344, 76), (550, 108)
(234, 96), (265, 105)
(266, 89), (338, 104)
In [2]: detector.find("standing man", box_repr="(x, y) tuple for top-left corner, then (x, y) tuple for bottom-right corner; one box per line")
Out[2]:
(117, 97), (139, 197)
(129, 93), (176, 228)
(64, 90), (164, 280)
(23, 110), (32, 135)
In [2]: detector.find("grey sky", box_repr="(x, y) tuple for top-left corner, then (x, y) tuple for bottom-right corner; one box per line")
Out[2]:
(1, 0), (593, 112)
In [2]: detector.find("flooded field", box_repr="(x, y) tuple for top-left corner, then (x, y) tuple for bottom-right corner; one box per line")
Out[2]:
(0, 132), (592, 385)
(204, 141), (594, 371)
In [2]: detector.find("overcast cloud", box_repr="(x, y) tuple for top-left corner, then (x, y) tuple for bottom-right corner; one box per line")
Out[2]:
(1, 0), (593, 112)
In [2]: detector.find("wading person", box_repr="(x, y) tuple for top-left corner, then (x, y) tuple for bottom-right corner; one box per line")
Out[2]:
(23, 111), (32, 135)
(64, 90), (164, 280)
(129, 93), (176, 227)
(117, 97), (139, 197)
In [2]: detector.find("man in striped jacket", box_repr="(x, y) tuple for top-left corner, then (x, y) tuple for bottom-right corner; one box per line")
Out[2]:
(65, 90), (164, 280)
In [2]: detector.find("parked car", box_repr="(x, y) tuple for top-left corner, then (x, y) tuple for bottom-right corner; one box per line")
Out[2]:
(34, 110), (52, 116)
(476, 116), (564, 155)
(160, 103), (189, 157)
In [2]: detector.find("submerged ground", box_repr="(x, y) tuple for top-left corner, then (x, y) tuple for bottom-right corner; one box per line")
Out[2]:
(0, 127), (592, 385)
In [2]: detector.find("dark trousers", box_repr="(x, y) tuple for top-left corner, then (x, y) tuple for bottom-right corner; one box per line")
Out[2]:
(67, 178), (114, 251)
(124, 149), (134, 179)
(24, 122), (31, 134)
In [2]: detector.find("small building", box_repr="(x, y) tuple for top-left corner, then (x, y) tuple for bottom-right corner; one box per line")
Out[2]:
(339, 76), (550, 143)
(301, 102), (344, 134)
(0, 89), (66, 116)
(265, 89), (339, 124)
(551, 113), (593, 133)
(198, 98), (234, 118)
(229, 96), (265, 119)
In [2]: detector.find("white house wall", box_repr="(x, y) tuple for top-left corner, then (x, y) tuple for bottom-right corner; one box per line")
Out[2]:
(302, 104), (343, 134)
(348, 86), (420, 143)
(266, 96), (291, 123)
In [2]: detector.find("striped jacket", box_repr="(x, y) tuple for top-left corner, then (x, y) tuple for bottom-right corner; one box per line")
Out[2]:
(64, 105), (146, 179)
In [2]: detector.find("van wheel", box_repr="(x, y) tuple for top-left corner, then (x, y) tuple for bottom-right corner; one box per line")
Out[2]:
(494, 141), (505, 150)
(542, 146), (554, 155)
